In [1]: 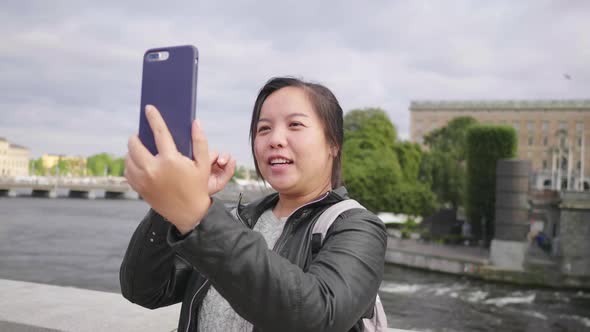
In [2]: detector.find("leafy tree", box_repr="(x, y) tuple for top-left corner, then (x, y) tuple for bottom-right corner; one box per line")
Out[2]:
(343, 137), (403, 212)
(109, 158), (125, 176)
(87, 153), (112, 176)
(420, 116), (478, 208)
(29, 158), (46, 176)
(342, 108), (436, 215)
(234, 165), (248, 179)
(57, 158), (71, 175)
(344, 108), (397, 145)
(342, 108), (403, 212)
(389, 182), (437, 217)
(465, 125), (517, 245)
(394, 142), (423, 182)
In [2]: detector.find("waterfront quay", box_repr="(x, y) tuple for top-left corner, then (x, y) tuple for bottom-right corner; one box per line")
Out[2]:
(0, 176), (131, 199)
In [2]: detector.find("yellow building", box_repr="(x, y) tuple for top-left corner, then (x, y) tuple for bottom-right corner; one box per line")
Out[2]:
(40, 154), (60, 170)
(410, 100), (590, 190)
(40, 154), (87, 176)
(0, 137), (30, 176)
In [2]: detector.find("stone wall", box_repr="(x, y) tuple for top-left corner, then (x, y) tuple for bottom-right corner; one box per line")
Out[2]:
(559, 192), (590, 277)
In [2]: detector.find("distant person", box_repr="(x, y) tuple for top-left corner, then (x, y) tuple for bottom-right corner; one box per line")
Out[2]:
(461, 221), (471, 246)
(120, 77), (388, 331)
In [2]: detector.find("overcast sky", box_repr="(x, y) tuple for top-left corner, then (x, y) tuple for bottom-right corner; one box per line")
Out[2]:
(1, 0), (588, 167)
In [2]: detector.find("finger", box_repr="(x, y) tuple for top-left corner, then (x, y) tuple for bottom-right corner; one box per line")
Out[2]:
(128, 135), (153, 169)
(145, 105), (177, 155)
(217, 153), (230, 166)
(218, 157), (236, 183)
(192, 119), (209, 166)
(209, 150), (219, 166)
(124, 153), (143, 192)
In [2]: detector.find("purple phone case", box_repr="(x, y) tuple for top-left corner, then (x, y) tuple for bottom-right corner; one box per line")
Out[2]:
(138, 45), (198, 158)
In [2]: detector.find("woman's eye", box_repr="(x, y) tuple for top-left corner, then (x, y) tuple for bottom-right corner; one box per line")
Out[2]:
(290, 122), (303, 128)
(257, 126), (270, 133)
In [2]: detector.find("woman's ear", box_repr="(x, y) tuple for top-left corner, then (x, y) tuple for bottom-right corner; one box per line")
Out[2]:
(330, 146), (339, 158)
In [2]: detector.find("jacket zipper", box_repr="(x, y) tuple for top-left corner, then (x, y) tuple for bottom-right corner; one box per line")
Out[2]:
(272, 192), (330, 253)
(186, 194), (250, 332)
(185, 279), (210, 332)
(187, 193), (330, 331)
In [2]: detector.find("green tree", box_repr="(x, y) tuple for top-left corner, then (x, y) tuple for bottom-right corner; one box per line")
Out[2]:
(342, 108), (403, 212)
(394, 142), (423, 182)
(465, 125), (517, 245)
(57, 158), (71, 176)
(344, 108), (397, 145)
(29, 158), (46, 176)
(234, 165), (248, 180)
(420, 116), (478, 208)
(109, 158), (125, 176)
(342, 108), (437, 215)
(389, 182), (437, 217)
(87, 153), (112, 176)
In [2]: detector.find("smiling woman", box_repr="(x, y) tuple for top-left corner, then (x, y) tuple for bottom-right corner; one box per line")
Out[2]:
(119, 77), (388, 332)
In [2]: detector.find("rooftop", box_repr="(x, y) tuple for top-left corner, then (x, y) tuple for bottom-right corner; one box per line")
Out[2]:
(9, 143), (29, 150)
(410, 99), (590, 111)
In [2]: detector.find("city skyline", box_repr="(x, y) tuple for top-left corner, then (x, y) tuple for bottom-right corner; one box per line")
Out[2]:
(1, 1), (589, 167)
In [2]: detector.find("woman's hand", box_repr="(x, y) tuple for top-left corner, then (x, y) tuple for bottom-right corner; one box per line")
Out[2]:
(125, 105), (212, 234)
(208, 151), (236, 196)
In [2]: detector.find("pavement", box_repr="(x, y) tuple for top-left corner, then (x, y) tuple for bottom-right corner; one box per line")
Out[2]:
(0, 279), (412, 332)
(0, 279), (180, 332)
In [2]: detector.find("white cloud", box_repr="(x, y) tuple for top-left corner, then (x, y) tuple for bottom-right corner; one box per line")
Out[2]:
(1, 0), (589, 166)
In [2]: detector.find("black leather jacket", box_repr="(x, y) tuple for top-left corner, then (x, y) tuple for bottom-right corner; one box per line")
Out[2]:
(120, 187), (387, 332)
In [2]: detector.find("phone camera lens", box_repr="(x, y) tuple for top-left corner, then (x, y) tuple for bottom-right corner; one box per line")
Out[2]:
(147, 52), (159, 61)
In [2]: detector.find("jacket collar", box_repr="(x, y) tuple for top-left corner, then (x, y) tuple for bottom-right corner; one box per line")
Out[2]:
(237, 186), (350, 228)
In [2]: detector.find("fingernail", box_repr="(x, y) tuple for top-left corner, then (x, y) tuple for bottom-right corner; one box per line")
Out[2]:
(145, 105), (153, 114)
(195, 119), (201, 128)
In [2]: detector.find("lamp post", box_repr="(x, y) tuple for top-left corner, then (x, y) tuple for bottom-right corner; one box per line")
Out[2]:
(581, 128), (585, 190)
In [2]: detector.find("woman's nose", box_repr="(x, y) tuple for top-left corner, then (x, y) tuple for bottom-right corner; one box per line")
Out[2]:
(269, 128), (286, 148)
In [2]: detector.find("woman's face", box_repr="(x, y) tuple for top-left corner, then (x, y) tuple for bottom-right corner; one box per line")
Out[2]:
(254, 87), (334, 196)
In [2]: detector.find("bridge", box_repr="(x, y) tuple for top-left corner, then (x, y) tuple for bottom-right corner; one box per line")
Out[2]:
(0, 176), (132, 199)
(0, 176), (276, 202)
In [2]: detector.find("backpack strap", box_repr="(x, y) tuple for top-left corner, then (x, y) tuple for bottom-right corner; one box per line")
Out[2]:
(311, 199), (388, 330)
(311, 199), (365, 253)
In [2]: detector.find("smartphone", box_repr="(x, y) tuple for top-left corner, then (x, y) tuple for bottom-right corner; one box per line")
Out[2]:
(138, 45), (199, 159)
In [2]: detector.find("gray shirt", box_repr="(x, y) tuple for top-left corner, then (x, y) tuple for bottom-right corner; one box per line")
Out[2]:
(197, 209), (287, 332)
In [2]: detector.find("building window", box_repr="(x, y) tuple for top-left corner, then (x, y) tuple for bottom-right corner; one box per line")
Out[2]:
(543, 136), (548, 146)
(542, 121), (549, 132)
(560, 136), (566, 147)
(576, 121), (584, 132)
(559, 121), (567, 130)
(542, 160), (548, 170)
(579, 136), (583, 147)
(513, 121), (520, 131)
(528, 136), (534, 146)
(527, 121), (534, 131)
(577, 160), (582, 171)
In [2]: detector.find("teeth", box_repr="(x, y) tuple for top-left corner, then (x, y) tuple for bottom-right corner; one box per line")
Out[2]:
(270, 158), (291, 165)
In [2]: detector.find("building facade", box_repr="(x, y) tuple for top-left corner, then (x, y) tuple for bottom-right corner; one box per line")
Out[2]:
(0, 137), (30, 176)
(410, 100), (590, 191)
(40, 154), (87, 176)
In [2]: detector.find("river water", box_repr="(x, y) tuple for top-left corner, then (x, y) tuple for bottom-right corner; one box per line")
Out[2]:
(1, 196), (589, 331)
